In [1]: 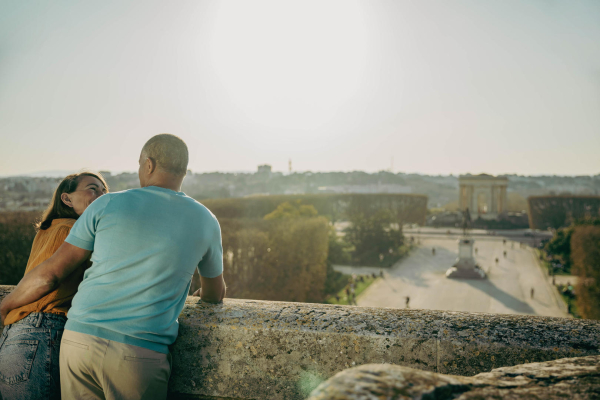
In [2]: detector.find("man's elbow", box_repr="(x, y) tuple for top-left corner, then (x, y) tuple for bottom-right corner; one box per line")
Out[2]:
(38, 273), (61, 294)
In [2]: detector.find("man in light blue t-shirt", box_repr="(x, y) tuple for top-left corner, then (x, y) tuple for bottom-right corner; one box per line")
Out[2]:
(1, 134), (226, 399)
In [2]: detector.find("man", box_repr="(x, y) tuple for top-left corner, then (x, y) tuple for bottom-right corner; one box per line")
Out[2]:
(0, 134), (225, 399)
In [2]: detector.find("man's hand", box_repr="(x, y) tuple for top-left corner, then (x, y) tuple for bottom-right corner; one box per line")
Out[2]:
(199, 274), (226, 303)
(0, 242), (90, 321)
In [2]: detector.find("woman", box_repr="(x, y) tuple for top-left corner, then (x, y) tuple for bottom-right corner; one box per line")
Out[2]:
(0, 172), (108, 400)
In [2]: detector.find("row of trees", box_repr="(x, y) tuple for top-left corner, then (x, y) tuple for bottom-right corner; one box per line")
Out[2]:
(214, 197), (411, 302)
(202, 193), (428, 225)
(543, 219), (600, 319)
(570, 225), (600, 320)
(1, 193), (422, 303)
(218, 214), (330, 303)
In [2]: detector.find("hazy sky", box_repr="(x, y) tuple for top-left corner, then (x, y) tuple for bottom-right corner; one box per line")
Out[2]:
(1, 0), (599, 176)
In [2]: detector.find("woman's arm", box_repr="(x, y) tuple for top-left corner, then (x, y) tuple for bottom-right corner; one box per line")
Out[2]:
(0, 242), (90, 325)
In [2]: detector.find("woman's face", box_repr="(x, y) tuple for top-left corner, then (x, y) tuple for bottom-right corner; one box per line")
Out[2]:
(61, 175), (107, 216)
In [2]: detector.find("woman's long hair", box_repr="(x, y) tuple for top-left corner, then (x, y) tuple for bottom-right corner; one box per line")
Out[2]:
(37, 172), (109, 230)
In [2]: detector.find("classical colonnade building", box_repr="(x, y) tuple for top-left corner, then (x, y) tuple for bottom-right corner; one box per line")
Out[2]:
(458, 174), (508, 220)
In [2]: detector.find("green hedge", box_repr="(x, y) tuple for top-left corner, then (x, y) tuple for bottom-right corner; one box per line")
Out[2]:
(528, 195), (600, 229)
(201, 193), (428, 225)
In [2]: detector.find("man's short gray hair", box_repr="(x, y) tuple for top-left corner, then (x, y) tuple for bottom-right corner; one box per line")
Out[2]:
(141, 134), (189, 176)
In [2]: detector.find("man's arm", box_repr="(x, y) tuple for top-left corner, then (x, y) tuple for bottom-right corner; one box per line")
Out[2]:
(0, 242), (90, 325)
(195, 273), (226, 303)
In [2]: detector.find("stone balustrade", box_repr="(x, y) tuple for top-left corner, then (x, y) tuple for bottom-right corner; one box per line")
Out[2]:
(1, 285), (599, 399)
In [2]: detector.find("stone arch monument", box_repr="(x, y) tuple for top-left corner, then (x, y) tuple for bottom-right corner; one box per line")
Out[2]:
(459, 174), (508, 220)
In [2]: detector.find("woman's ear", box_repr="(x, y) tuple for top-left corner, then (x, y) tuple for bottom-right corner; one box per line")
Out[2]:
(61, 193), (73, 208)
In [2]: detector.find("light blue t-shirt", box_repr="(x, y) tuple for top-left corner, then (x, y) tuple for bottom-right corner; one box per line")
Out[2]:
(64, 186), (223, 353)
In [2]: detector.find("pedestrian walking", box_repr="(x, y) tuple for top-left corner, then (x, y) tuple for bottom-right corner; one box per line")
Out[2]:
(530, 287), (535, 299)
(345, 286), (350, 303)
(405, 296), (410, 308)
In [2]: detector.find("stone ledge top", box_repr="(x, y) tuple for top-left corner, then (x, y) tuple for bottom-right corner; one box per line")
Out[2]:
(179, 296), (600, 350)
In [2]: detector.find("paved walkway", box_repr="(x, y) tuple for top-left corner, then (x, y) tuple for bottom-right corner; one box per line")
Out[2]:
(347, 235), (568, 317)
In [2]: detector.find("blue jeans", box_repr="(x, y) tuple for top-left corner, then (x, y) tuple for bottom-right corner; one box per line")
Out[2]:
(0, 312), (66, 400)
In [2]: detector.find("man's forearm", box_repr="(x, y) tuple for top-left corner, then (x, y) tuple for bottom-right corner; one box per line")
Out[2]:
(0, 242), (90, 325)
(0, 264), (57, 324)
(200, 283), (226, 304)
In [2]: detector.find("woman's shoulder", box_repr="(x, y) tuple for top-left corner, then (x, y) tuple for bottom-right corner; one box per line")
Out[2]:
(50, 218), (76, 228)
(38, 218), (76, 239)
(26, 219), (76, 269)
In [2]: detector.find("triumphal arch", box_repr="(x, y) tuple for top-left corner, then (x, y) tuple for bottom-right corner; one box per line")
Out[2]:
(458, 174), (508, 220)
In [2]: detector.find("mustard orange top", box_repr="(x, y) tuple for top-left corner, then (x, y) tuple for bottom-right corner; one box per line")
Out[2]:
(4, 218), (91, 325)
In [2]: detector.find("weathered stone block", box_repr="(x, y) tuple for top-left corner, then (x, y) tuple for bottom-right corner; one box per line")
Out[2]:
(1, 285), (599, 399)
(307, 355), (600, 399)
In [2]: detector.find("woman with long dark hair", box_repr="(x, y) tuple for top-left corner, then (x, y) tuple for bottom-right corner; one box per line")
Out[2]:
(0, 172), (108, 400)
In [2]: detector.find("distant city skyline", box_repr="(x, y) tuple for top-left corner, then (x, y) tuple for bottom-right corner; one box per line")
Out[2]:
(2, 168), (599, 179)
(1, 0), (599, 177)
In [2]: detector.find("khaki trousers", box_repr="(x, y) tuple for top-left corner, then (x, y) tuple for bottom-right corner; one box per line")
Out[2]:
(59, 330), (171, 400)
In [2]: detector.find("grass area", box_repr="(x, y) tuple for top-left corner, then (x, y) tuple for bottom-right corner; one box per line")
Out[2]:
(534, 249), (580, 318)
(363, 243), (414, 269)
(324, 275), (378, 305)
(559, 293), (581, 319)
(536, 249), (572, 276)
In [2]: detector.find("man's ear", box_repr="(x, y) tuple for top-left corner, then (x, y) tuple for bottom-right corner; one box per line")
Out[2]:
(61, 193), (73, 208)
(146, 157), (157, 175)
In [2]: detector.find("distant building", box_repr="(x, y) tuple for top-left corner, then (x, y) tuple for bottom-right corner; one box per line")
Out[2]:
(257, 164), (272, 175)
(459, 174), (508, 220)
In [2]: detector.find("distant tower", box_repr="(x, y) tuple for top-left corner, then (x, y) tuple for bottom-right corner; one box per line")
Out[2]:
(289, 159), (292, 174)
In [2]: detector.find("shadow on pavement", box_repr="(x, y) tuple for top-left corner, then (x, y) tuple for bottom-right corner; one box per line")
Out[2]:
(463, 279), (535, 314)
(389, 245), (457, 288)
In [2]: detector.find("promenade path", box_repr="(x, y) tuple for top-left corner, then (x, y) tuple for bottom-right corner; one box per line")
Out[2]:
(334, 232), (567, 317)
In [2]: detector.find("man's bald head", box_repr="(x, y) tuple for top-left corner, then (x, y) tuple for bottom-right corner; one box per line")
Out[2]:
(141, 134), (189, 176)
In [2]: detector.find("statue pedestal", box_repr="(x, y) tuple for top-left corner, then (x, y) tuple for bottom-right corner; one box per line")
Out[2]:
(446, 238), (486, 279)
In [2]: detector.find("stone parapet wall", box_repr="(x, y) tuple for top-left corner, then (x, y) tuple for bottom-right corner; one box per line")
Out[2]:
(1, 285), (599, 400)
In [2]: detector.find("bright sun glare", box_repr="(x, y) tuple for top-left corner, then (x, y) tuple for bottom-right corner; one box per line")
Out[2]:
(208, 1), (368, 131)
